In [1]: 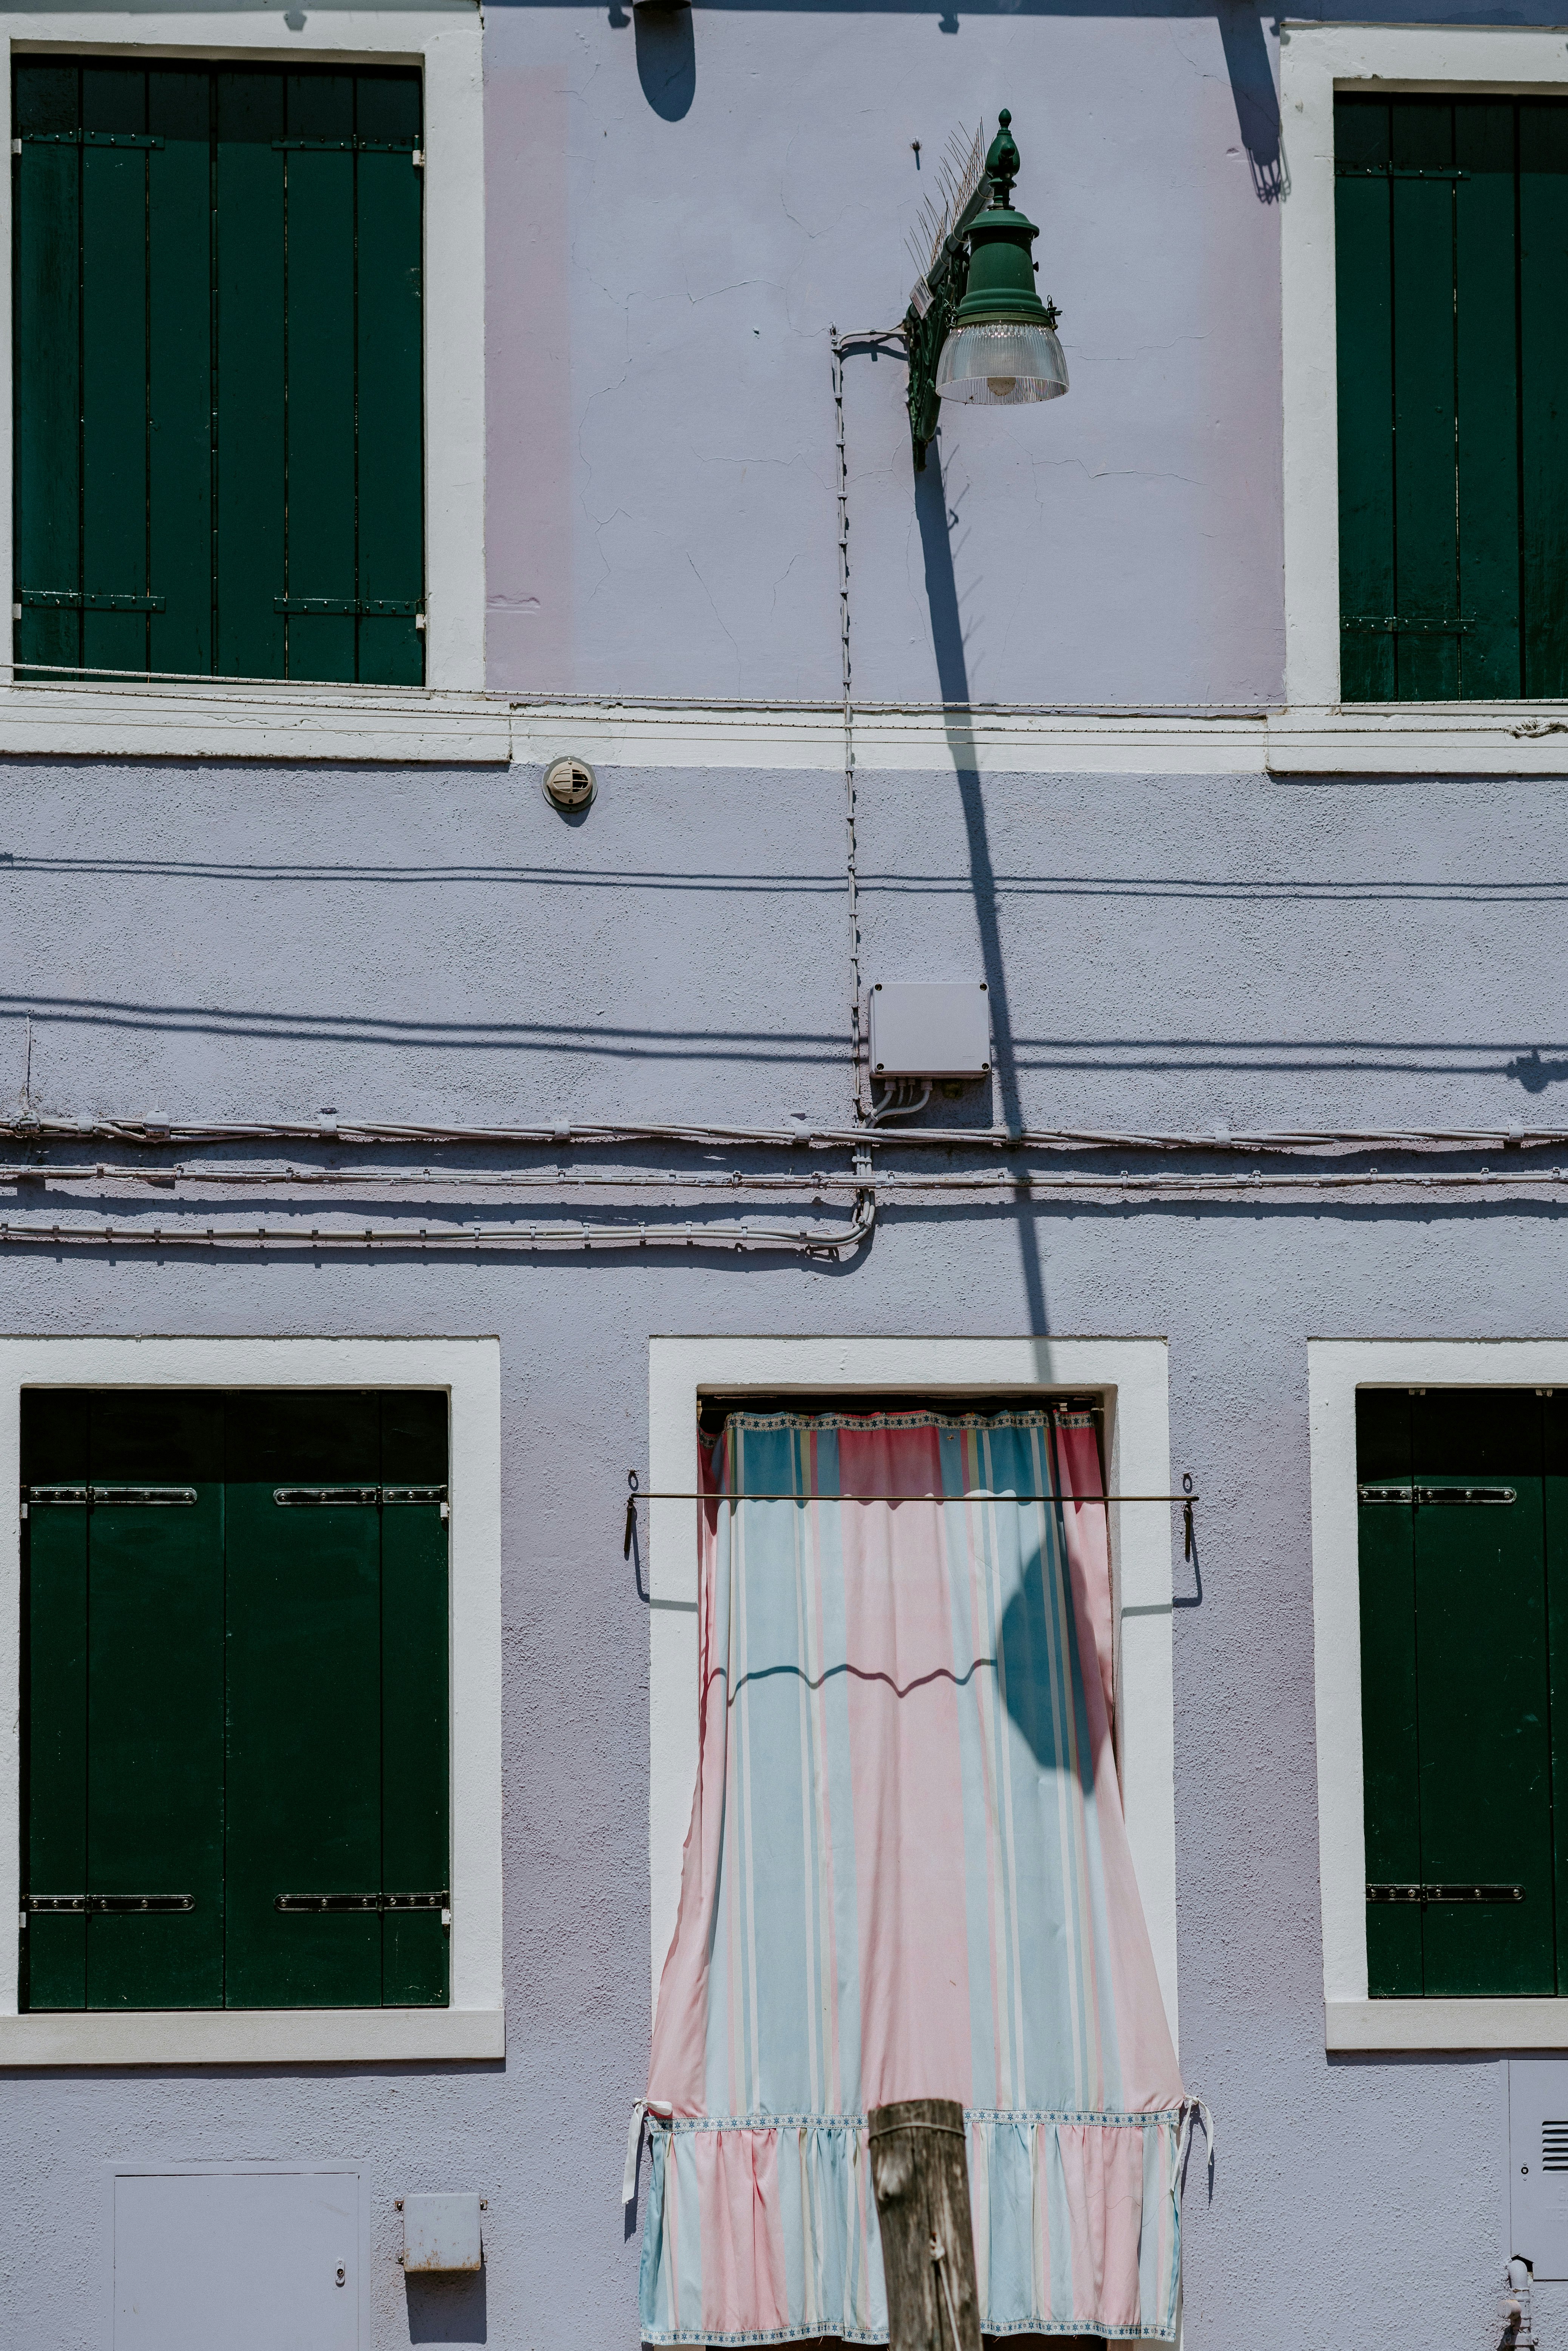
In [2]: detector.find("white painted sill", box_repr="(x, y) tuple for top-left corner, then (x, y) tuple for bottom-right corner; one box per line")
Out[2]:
(0, 2005), (505, 2065)
(1267, 703), (1568, 776)
(11, 685), (1568, 773)
(0, 679), (511, 763)
(1328, 1999), (1568, 2053)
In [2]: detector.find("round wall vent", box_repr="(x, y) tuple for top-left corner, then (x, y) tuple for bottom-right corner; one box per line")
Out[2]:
(542, 755), (597, 811)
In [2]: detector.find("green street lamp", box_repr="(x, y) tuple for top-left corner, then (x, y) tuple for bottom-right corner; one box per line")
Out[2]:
(905, 110), (1067, 468)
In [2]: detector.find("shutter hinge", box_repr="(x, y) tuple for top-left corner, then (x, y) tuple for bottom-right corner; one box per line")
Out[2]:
(1367, 1883), (1525, 1904)
(275, 1889), (449, 1913)
(412, 148), (425, 168)
(273, 1484), (447, 1507)
(23, 1893), (194, 1914)
(1358, 1483), (1516, 1505)
(26, 1484), (195, 1507)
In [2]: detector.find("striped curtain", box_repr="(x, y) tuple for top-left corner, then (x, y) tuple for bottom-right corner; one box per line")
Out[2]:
(639, 1408), (1189, 2345)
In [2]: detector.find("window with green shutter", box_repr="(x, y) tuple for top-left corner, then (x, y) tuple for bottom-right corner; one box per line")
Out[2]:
(1358, 1387), (1568, 1997)
(1335, 94), (1568, 701)
(20, 1389), (450, 2012)
(12, 57), (425, 687)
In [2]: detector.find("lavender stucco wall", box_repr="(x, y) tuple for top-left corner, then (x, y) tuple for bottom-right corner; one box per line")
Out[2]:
(481, 0), (1285, 705)
(3, 750), (1568, 2351)
(5, 0), (1568, 2342)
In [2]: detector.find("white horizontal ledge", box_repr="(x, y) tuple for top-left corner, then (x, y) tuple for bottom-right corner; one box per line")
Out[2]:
(511, 700), (1268, 776)
(1267, 703), (1568, 776)
(16, 685), (1568, 776)
(0, 680), (510, 764)
(1327, 1998), (1568, 2052)
(0, 2005), (505, 2065)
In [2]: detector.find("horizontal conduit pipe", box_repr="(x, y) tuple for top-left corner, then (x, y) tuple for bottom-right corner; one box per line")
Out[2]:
(3, 1116), (1565, 1158)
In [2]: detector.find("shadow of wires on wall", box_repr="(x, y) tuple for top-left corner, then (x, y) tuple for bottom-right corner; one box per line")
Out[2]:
(633, 3), (696, 118)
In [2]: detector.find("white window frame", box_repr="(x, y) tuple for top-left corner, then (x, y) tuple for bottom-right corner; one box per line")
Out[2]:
(0, 4), (485, 700)
(647, 1335), (1181, 2054)
(1281, 21), (1568, 723)
(1311, 1337), (1568, 2051)
(0, 1334), (503, 2064)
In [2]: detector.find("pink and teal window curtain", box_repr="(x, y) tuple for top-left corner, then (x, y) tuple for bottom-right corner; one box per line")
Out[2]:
(638, 1408), (1191, 2345)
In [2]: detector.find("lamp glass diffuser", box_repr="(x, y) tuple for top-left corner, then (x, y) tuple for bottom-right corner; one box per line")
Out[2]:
(935, 318), (1068, 405)
(931, 109), (1068, 411)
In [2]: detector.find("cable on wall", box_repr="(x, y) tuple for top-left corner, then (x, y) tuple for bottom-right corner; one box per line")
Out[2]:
(831, 323), (909, 1125)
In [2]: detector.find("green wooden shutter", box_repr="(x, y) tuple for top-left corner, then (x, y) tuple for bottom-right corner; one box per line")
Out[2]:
(20, 1387), (449, 2012)
(87, 1393), (224, 2008)
(22, 1392), (89, 2010)
(12, 58), (424, 686)
(21, 1391), (223, 2011)
(1356, 1390), (1423, 1996)
(1335, 95), (1568, 700)
(1358, 1388), (1559, 1997)
(380, 1393), (451, 2006)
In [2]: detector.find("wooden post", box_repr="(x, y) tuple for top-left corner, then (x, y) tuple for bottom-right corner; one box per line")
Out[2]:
(867, 2098), (982, 2351)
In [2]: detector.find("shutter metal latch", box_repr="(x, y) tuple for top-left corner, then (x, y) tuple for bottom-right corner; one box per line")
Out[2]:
(1358, 1483), (1517, 1504)
(273, 1484), (446, 1507)
(27, 1484), (196, 1507)
(275, 1890), (450, 1913)
(1367, 1883), (1525, 1904)
(23, 1893), (194, 1914)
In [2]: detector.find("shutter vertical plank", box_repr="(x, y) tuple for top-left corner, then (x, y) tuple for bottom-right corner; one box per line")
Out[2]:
(1455, 99), (1523, 697)
(284, 70), (357, 682)
(1545, 1394), (1568, 1993)
(1520, 100), (1568, 696)
(80, 63), (150, 678)
(215, 70), (285, 680)
(1389, 98), (1460, 701)
(86, 1393), (223, 2010)
(21, 1393), (89, 2011)
(1356, 1389), (1423, 1995)
(1335, 97), (1396, 703)
(355, 70), (425, 687)
(12, 60), (82, 680)
(1413, 1390), (1555, 1997)
(224, 1392), (382, 2008)
(147, 68), (213, 679)
(380, 1393), (450, 2005)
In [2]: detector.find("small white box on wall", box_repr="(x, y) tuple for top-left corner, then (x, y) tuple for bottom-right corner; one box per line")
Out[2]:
(868, 982), (991, 1078)
(399, 2193), (484, 2274)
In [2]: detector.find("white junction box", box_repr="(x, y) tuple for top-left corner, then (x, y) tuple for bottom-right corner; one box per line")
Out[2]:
(399, 2193), (484, 2274)
(868, 981), (991, 1079)
(1511, 2059), (1568, 2277)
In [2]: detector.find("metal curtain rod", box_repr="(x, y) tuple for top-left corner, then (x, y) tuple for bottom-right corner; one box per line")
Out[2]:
(623, 1474), (1199, 1560)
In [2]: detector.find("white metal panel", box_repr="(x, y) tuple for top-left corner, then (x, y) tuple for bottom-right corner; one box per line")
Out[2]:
(868, 981), (991, 1078)
(113, 2169), (360, 2350)
(401, 2192), (483, 2272)
(1510, 2060), (1568, 2277)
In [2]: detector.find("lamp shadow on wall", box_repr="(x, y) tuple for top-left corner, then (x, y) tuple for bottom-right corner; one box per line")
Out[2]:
(913, 439), (1048, 1338)
(633, 3), (697, 120)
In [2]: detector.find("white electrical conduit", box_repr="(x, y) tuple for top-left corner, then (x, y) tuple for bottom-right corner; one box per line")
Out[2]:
(0, 1195), (877, 1260)
(3, 1114), (1562, 1158)
(10, 1156), (1565, 1196)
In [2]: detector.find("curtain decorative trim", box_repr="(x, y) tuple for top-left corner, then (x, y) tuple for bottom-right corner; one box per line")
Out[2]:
(640, 2111), (1185, 2345)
